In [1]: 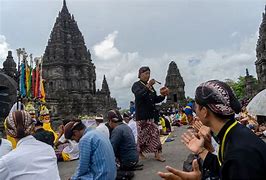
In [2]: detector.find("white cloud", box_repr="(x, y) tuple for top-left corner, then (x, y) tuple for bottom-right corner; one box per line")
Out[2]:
(92, 31), (258, 109)
(93, 31), (120, 60)
(239, 31), (258, 53)
(0, 35), (11, 68)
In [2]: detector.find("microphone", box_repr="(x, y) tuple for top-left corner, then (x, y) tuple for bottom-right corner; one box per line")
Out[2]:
(154, 80), (161, 84)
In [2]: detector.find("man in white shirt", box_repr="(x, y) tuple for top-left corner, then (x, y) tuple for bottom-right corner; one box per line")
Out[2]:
(123, 112), (138, 143)
(95, 115), (110, 139)
(0, 138), (12, 158)
(0, 110), (60, 180)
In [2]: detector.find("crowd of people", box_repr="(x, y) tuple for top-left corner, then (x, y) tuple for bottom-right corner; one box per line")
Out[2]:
(0, 66), (266, 180)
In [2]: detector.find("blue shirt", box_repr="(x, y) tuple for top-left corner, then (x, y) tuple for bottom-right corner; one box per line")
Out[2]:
(71, 128), (116, 180)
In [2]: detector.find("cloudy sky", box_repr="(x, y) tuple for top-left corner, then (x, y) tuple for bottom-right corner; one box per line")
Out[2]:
(0, 0), (265, 108)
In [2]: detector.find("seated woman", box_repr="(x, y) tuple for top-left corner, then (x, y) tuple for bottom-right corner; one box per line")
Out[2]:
(55, 120), (79, 162)
(0, 111), (60, 179)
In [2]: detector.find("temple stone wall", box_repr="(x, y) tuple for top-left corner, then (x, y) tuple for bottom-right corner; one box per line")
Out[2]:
(164, 61), (186, 106)
(256, 6), (266, 91)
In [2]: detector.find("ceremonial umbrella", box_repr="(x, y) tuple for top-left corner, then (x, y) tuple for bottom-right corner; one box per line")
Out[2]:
(246, 89), (266, 116)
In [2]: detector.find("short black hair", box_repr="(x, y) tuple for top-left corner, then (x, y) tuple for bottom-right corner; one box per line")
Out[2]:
(108, 110), (123, 123)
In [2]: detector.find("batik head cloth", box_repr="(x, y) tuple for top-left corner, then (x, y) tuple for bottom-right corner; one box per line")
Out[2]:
(5, 110), (34, 138)
(195, 80), (241, 116)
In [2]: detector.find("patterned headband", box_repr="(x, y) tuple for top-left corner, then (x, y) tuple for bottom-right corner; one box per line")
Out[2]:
(197, 80), (235, 116)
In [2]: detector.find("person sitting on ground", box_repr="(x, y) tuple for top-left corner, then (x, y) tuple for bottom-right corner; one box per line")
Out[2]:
(95, 114), (110, 139)
(245, 114), (258, 131)
(109, 110), (139, 170)
(64, 120), (116, 180)
(4, 99), (27, 149)
(172, 111), (181, 127)
(162, 112), (172, 133)
(255, 115), (266, 137)
(0, 110), (60, 180)
(185, 102), (194, 125)
(39, 105), (58, 143)
(123, 112), (138, 143)
(27, 103), (55, 147)
(55, 119), (79, 162)
(180, 109), (188, 125)
(33, 120), (55, 147)
(159, 114), (167, 135)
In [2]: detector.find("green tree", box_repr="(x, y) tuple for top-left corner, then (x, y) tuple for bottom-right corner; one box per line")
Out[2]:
(225, 76), (245, 100)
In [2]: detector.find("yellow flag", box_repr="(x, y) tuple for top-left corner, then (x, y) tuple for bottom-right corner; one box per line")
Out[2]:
(25, 64), (31, 97)
(40, 79), (46, 102)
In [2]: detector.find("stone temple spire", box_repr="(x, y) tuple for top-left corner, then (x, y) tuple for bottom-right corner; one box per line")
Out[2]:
(255, 6), (266, 91)
(42, 0), (96, 96)
(41, 0), (117, 119)
(101, 75), (110, 94)
(3, 51), (17, 80)
(165, 61), (186, 105)
(244, 68), (257, 99)
(61, 0), (69, 14)
(43, 0), (91, 64)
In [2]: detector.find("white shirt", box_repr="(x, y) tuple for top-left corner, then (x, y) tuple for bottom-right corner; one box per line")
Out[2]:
(0, 135), (60, 180)
(96, 123), (110, 139)
(127, 119), (138, 143)
(0, 139), (12, 158)
(58, 134), (79, 160)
